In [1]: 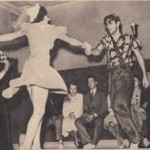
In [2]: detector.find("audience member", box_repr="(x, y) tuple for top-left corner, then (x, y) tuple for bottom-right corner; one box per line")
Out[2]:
(75, 76), (107, 149)
(62, 82), (83, 148)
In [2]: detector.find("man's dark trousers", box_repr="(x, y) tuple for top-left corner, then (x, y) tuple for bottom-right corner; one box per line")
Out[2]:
(109, 65), (140, 143)
(75, 116), (104, 145)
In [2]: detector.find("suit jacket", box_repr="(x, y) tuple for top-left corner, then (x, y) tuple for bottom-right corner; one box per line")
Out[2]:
(83, 89), (107, 118)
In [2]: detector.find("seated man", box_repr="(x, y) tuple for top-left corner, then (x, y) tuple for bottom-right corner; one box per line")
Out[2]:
(75, 76), (107, 149)
(104, 95), (129, 149)
(62, 82), (83, 148)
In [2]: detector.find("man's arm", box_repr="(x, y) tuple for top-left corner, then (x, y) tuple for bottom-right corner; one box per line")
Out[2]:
(93, 93), (108, 118)
(91, 42), (105, 56)
(133, 47), (149, 88)
(83, 95), (89, 114)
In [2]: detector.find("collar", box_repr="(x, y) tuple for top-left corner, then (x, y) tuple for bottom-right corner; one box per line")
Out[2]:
(90, 88), (97, 95)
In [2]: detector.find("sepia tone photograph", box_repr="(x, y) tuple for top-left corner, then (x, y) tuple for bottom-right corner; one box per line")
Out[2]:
(0, 0), (150, 149)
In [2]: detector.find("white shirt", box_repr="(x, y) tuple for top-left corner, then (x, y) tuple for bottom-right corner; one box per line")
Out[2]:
(63, 93), (83, 118)
(90, 88), (97, 96)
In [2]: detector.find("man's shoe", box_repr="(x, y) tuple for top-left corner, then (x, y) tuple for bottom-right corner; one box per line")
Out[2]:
(58, 142), (64, 149)
(119, 139), (129, 149)
(84, 143), (96, 149)
(72, 131), (83, 149)
(143, 138), (150, 147)
(130, 142), (139, 149)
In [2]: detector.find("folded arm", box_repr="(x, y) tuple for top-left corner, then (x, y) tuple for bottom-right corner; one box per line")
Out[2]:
(91, 42), (105, 56)
(93, 93), (107, 118)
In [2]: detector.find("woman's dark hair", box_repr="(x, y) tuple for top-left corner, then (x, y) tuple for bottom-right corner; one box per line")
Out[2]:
(32, 6), (48, 23)
(69, 81), (78, 88)
(103, 14), (123, 34)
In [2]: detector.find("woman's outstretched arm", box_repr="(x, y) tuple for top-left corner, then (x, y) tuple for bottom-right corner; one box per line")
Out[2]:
(59, 34), (86, 48)
(0, 31), (25, 42)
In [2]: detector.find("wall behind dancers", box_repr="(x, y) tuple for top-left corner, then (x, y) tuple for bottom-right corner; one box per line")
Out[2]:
(0, 1), (150, 72)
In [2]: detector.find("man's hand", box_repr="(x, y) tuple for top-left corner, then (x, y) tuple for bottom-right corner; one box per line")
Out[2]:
(142, 75), (150, 89)
(69, 112), (76, 120)
(85, 114), (94, 122)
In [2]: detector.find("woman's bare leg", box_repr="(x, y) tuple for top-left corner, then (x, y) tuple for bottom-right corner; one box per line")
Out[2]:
(32, 120), (42, 150)
(19, 86), (32, 147)
(19, 86), (48, 150)
(21, 86), (43, 150)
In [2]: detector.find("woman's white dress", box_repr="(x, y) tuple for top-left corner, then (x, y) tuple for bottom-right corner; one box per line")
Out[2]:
(9, 22), (68, 94)
(62, 93), (83, 137)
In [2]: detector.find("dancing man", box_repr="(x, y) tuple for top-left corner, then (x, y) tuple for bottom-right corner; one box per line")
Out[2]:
(85, 14), (149, 148)
(0, 4), (91, 150)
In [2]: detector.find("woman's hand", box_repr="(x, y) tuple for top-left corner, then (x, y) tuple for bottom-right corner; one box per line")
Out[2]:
(69, 112), (76, 120)
(82, 41), (92, 55)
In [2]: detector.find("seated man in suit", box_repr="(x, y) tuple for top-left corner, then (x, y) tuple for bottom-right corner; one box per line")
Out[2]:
(75, 76), (107, 149)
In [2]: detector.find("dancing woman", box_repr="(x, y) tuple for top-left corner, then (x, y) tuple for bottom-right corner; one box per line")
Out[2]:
(0, 4), (91, 150)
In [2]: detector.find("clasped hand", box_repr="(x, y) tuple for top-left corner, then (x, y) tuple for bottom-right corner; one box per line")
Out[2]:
(83, 113), (94, 122)
(82, 42), (92, 55)
(69, 112), (76, 120)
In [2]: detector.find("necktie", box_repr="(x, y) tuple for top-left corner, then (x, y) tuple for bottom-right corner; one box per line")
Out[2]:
(91, 91), (94, 97)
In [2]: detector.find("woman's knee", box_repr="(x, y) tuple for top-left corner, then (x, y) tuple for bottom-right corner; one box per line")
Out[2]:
(32, 111), (45, 120)
(75, 118), (82, 127)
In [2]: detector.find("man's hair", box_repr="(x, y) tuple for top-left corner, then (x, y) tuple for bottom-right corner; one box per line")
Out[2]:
(103, 14), (122, 33)
(32, 6), (49, 24)
(103, 14), (120, 25)
(87, 75), (97, 82)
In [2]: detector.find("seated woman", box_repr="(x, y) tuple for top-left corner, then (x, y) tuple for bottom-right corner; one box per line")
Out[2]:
(62, 82), (83, 148)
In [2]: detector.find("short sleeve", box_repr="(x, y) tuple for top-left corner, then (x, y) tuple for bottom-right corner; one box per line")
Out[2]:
(0, 50), (8, 63)
(101, 36), (107, 46)
(57, 26), (67, 37)
(20, 22), (30, 32)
